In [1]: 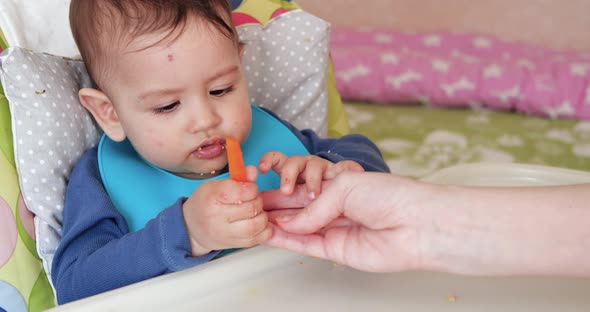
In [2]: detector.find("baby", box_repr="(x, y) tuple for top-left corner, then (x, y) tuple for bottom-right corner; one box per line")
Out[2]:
(52, 0), (389, 304)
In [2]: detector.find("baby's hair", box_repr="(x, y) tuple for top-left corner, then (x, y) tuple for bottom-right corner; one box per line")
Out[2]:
(70, 0), (239, 88)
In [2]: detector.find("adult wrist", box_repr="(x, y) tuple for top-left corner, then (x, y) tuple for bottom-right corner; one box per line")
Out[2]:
(413, 184), (578, 276)
(410, 183), (487, 274)
(405, 181), (590, 277)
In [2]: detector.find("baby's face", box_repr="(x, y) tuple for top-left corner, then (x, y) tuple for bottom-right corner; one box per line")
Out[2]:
(103, 17), (251, 179)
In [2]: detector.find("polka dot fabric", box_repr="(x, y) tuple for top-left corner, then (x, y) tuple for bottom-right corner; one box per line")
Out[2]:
(0, 48), (102, 284)
(239, 10), (329, 135)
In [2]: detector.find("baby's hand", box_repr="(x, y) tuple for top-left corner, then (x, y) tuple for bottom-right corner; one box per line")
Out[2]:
(258, 151), (364, 199)
(182, 167), (271, 256)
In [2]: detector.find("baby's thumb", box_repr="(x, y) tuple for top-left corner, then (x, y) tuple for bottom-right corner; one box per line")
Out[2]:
(275, 189), (343, 234)
(245, 165), (258, 182)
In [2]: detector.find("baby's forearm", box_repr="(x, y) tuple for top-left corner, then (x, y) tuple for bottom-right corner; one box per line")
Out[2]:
(417, 183), (590, 277)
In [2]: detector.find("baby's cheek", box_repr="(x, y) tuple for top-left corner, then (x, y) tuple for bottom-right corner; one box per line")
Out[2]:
(144, 128), (166, 146)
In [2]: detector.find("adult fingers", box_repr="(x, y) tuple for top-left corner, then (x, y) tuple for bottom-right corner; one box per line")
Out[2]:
(274, 181), (346, 234)
(264, 225), (330, 260)
(318, 217), (356, 232)
(261, 184), (314, 211)
(266, 208), (303, 223)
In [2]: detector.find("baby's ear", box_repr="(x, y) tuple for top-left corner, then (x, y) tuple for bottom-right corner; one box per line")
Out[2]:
(78, 88), (126, 142)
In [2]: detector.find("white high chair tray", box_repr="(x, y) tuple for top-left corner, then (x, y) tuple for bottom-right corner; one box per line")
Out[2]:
(50, 163), (590, 311)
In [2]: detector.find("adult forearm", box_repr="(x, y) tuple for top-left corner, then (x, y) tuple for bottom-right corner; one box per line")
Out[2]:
(418, 183), (590, 277)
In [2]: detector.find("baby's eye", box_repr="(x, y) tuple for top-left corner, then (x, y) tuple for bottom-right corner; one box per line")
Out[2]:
(210, 86), (235, 97)
(154, 101), (179, 114)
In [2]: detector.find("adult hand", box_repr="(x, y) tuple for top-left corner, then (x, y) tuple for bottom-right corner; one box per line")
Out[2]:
(262, 171), (428, 272)
(263, 171), (590, 278)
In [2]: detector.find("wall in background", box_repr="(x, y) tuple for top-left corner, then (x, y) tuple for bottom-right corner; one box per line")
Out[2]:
(296, 0), (590, 51)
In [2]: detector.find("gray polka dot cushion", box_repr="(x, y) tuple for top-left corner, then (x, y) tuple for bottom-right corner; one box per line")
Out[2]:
(239, 11), (328, 135)
(0, 49), (101, 279)
(0, 9), (330, 284)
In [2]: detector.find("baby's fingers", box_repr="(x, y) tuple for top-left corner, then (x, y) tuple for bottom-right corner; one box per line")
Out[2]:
(245, 165), (258, 182)
(262, 184), (315, 211)
(303, 159), (331, 199)
(324, 160), (364, 180)
(258, 151), (287, 174)
(230, 213), (271, 246)
(225, 196), (263, 223)
(278, 157), (308, 195)
(215, 179), (259, 204)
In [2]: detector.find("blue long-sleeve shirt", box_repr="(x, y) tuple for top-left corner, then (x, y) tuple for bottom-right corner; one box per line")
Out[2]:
(52, 112), (389, 304)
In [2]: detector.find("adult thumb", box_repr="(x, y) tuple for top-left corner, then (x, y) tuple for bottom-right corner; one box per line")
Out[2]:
(275, 182), (344, 234)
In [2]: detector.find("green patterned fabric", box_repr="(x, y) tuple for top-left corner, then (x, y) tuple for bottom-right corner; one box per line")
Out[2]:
(346, 101), (590, 178)
(0, 29), (56, 311)
(0, 29), (6, 49)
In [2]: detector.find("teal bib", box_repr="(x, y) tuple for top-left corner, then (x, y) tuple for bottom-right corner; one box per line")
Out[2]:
(98, 105), (309, 232)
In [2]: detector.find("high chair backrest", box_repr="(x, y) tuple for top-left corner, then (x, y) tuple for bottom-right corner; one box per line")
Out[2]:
(0, 1), (349, 307)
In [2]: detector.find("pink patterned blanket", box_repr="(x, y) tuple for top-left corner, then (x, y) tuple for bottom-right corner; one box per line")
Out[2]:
(330, 28), (590, 120)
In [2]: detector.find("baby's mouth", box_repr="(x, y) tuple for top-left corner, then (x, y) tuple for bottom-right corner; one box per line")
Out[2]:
(193, 138), (226, 159)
